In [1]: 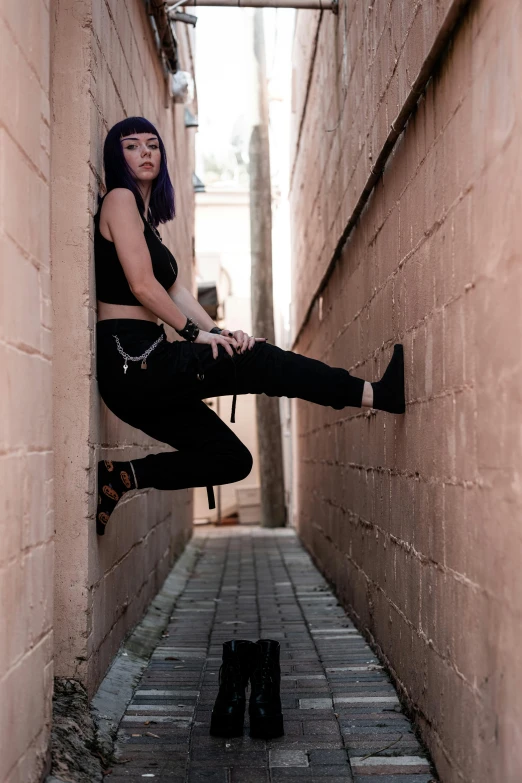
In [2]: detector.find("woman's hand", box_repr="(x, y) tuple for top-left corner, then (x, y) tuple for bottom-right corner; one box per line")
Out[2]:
(221, 329), (267, 353)
(195, 330), (239, 359)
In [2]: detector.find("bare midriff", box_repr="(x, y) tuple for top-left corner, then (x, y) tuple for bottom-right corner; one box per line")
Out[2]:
(97, 301), (159, 324)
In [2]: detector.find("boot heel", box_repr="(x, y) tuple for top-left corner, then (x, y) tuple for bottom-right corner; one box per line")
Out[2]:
(210, 713), (244, 738)
(249, 714), (284, 739)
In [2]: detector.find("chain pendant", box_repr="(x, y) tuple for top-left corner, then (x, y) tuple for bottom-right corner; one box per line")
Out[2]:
(113, 332), (163, 375)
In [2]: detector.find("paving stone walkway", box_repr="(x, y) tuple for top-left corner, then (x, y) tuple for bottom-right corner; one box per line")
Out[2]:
(106, 527), (436, 783)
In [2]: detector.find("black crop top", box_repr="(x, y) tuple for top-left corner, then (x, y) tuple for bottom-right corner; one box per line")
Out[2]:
(94, 193), (178, 305)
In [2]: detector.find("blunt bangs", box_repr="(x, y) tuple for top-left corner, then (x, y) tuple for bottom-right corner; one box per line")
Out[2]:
(101, 116), (175, 226)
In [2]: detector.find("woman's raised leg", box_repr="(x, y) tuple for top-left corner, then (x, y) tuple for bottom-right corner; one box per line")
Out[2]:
(192, 340), (405, 414)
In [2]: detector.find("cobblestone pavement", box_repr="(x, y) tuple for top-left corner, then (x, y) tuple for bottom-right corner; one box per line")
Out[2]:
(107, 527), (435, 783)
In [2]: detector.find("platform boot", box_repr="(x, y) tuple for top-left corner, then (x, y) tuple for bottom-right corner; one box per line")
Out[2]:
(210, 640), (257, 737)
(371, 343), (406, 414)
(249, 639), (284, 739)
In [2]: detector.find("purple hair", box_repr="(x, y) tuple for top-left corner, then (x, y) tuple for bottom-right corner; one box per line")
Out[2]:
(101, 116), (175, 227)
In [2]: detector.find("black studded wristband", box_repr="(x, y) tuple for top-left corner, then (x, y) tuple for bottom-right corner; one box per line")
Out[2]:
(176, 317), (200, 342)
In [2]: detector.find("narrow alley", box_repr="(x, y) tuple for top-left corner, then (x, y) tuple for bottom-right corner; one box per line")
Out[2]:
(3, 2), (522, 783)
(101, 528), (434, 782)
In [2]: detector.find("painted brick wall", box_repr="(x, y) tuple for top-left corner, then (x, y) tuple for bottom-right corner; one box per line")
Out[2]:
(290, 1), (522, 781)
(51, 0), (195, 696)
(89, 0), (196, 692)
(0, 2), (54, 782)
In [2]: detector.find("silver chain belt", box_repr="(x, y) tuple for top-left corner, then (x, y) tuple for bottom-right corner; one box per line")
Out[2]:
(112, 333), (164, 374)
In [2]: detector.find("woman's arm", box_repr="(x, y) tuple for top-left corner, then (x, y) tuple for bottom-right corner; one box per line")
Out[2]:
(102, 189), (236, 356)
(168, 279), (219, 332)
(169, 281), (267, 353)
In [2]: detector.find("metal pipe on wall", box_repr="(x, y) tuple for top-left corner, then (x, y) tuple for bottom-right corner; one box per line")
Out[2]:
(169, 0), (337, 12)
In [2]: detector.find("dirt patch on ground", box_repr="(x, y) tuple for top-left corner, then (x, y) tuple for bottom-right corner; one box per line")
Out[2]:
(49, 679), (105, 783)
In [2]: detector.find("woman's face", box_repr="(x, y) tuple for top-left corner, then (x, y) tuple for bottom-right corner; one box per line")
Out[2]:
(120, 132), (161, 183)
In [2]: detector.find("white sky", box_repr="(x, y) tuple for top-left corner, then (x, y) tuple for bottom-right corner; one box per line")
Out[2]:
(193, 7), (295, 337)
(194, 8), (294, 190)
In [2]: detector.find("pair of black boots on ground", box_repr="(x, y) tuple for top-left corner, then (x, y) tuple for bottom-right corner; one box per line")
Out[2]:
(210, 639), (283, 739)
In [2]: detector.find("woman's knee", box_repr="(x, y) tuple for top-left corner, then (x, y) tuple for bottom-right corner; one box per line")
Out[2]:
(229, 442), (253, 482)
(205, 437), (253, 484)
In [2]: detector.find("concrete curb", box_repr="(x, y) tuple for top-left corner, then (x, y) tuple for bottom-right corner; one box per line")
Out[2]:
(91, 537), (203, 756)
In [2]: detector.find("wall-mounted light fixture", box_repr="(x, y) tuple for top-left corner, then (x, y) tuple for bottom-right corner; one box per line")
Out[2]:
(193, 173), (206, 193)
(170, 70), (195, 103)
(185, 108), (199, 128)
(168, 8), (198, 25)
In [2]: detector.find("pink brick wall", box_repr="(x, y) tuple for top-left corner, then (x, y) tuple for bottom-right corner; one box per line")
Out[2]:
(0, 2), (54, 781)
(290, 1), (522, 781)
(51, 0), (195, 696)
(89, 0), (196, 692)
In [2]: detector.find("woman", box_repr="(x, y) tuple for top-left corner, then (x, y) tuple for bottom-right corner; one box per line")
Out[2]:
(95, 116), (405, 537)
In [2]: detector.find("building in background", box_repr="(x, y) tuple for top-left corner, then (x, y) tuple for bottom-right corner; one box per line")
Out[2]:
(290, 2), (522, 782)
(0, 2), (196, 780)
(193, 7), (295, 526)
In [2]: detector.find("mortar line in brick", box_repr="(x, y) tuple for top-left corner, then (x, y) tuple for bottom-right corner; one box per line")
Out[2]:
(1, 337), (51, 359)
(310, 504), (488, 598)
(298, 454), (482, 497)
(314, 196), (474, 368)
(91, 524), (186, 593)
(291, 1), (474, 349)
(290, 2), (371, 192)
(88, 47), (126, 117)
(121, 2), (153, 84)
(0, 13), (49, 95)
(101, 0), (143, 108)
(0, 125), (50, 190)
(289, 13), (323, 189)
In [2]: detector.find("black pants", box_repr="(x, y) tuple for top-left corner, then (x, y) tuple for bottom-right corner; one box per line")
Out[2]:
(96, 319), (365, 494)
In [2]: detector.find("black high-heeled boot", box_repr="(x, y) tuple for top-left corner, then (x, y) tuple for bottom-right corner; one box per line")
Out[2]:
(209, 640), (257, 737)
(249, 639), (284, 739)
(371, 343), (406, 414)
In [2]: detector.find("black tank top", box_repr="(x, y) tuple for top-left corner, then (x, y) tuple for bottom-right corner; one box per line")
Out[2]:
(94, 193), (178, 305)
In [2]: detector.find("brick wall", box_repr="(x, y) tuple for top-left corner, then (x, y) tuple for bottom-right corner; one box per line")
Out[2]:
(290, 1), (522, 781)
(0, 2), (54, 781)
(51, 0), (195, 696)
(89, 0), (196, 692)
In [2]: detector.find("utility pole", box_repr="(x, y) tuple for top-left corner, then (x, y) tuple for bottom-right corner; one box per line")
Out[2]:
(249, 8), (287, 529)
